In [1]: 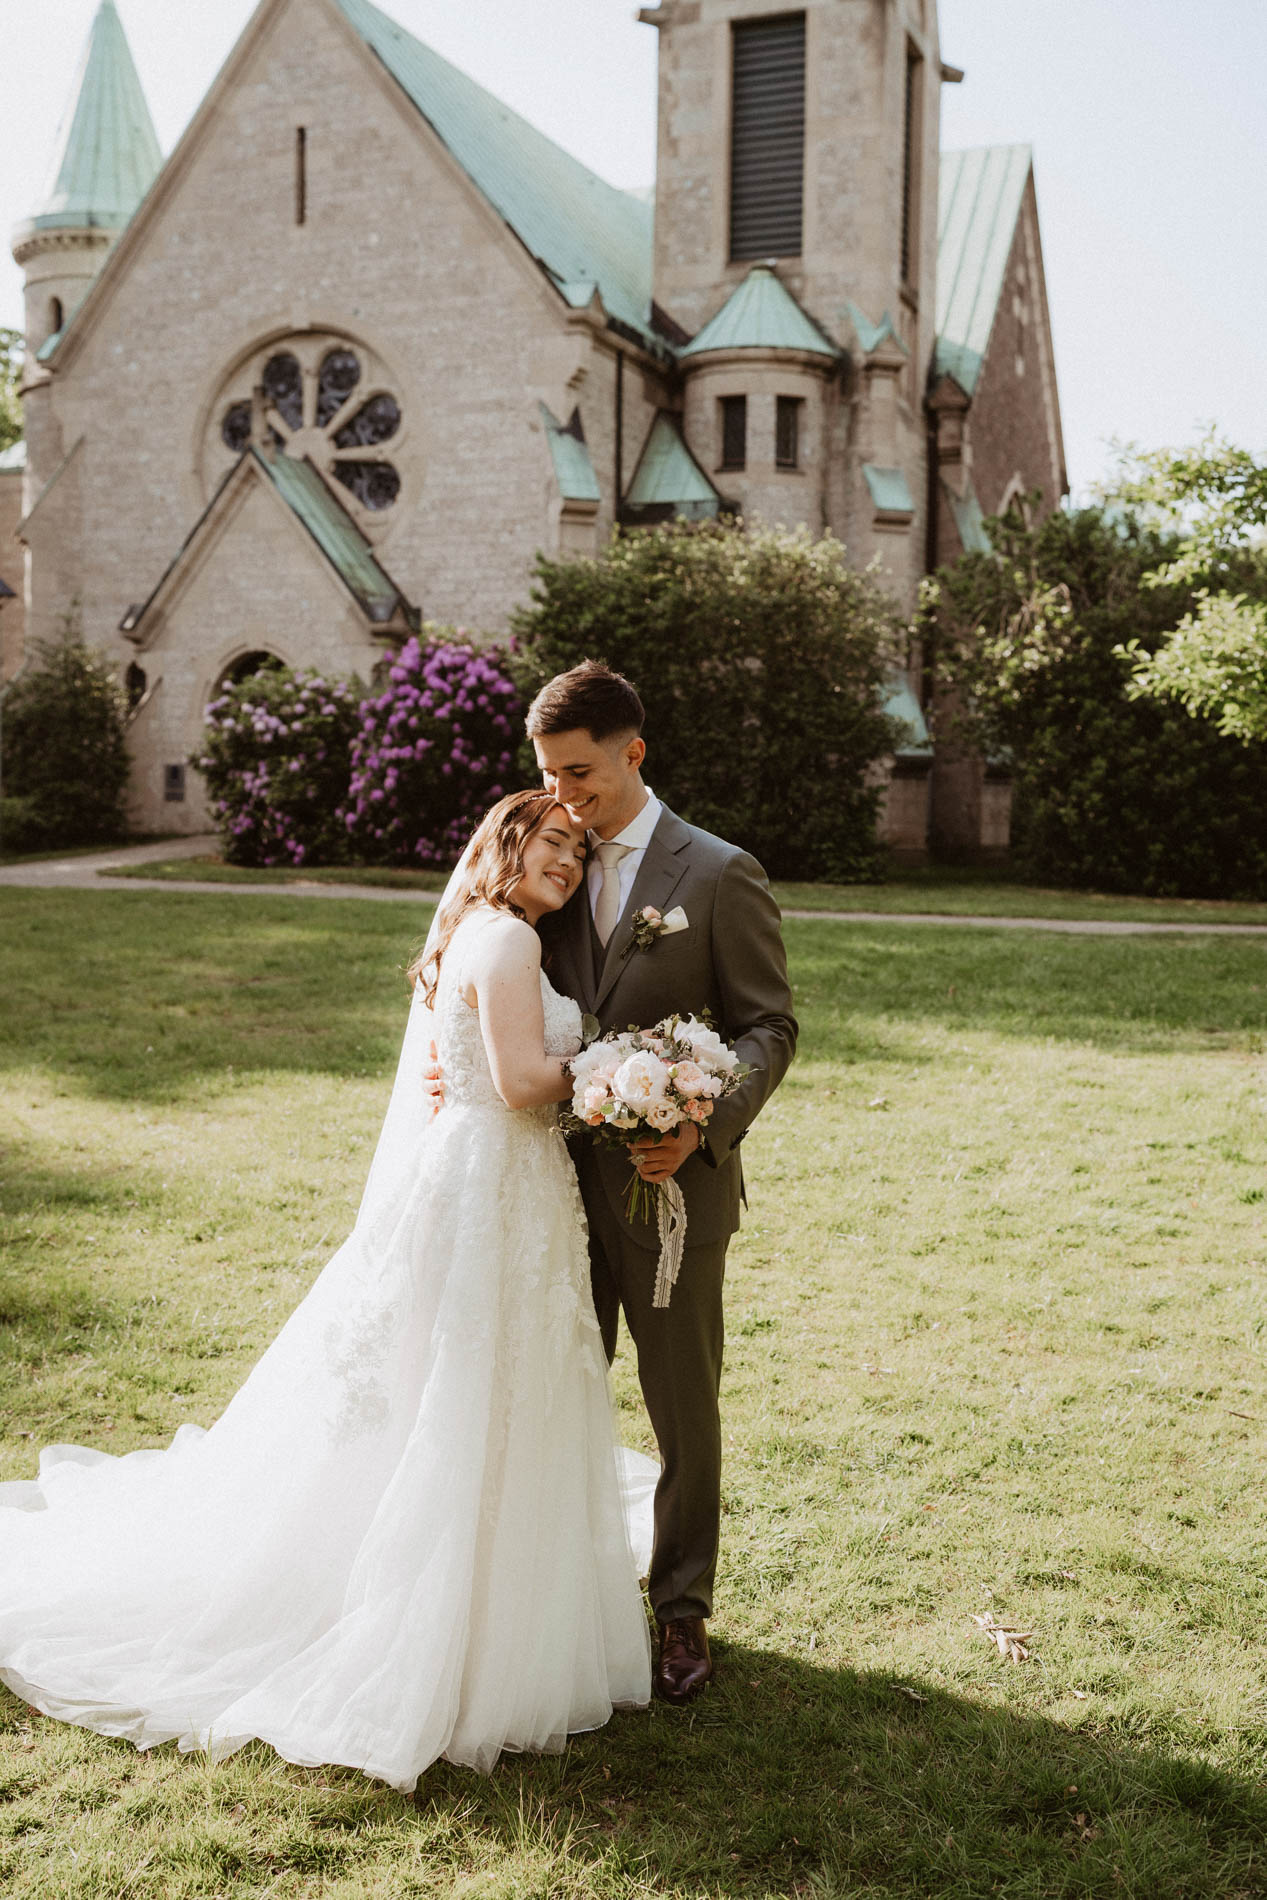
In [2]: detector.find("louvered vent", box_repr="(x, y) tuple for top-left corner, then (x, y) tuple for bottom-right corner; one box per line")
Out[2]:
(730, 15), (806, 261)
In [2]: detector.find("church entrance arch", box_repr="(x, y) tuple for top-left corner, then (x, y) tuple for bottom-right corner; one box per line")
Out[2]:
(215, 650), (285, 691)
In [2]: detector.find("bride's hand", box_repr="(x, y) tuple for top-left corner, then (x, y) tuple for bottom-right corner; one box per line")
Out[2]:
(423, 1039), (445, 1116)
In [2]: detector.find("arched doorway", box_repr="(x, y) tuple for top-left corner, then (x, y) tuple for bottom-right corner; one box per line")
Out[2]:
(216, 650), (285, 690)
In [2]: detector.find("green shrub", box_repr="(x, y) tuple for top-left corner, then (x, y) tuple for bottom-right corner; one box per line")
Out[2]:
(931, 506), (1267, 898)
(193, 665), (360, 867)
(1, 629), (129, 850)
(509, 520), (903, 880)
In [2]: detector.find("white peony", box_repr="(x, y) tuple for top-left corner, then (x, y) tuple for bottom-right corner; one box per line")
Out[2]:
(646, 1097), (681, 1131)
(612, 1051), (670, 1112)
(678, 1017), (739, 1075)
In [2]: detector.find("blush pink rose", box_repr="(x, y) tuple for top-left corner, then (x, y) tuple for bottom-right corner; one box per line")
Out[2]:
(671, 1059), (707, 1096)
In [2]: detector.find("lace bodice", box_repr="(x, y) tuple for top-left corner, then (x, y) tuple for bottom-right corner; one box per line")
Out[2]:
(434, 914), (582, 1116)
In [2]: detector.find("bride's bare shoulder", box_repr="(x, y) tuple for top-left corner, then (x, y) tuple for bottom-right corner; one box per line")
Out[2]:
(464, 908), (542, 971)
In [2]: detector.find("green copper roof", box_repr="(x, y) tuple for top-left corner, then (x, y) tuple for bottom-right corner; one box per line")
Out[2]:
(681, 266), (840, 360)
(0, 441), (26, 472)
(882, 673), (931, 755)
(863, 464), (915, 518)
(540, 405), (601, 504)
(936, 145), (1032, 394)
(257, 450), (413, 624)
(843, 300), (906, 358)
(331, 0), (657, 348)
(625, 413), (721, 518)
(29, 0), (161, 233)
(945, 481), (991, 554)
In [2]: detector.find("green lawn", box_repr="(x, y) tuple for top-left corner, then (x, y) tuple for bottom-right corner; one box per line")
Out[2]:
(1, 888), (1265, 1898)
(100, 851), (1267, 928)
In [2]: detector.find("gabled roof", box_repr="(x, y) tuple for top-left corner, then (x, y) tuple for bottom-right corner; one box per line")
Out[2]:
(680, 266), (840, 360)
(25, 0), (162, 234)
(863, 464), (915, 519)
(624, 412), (721, 518)
(882, 673), (931, 756)
(124, 448), (418, 640)
(331, 0), (657, 348)
(843, 301), (906, 359)
(945, 481), (991, 555)
(259, 450), (414, 623)
(540, 405), (601, 504)
(936, 145), (1032, 394)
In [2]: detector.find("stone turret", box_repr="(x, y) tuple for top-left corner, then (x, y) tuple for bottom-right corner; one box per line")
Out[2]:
(12, 0), (161, 366)
(642, 0), (943, 595)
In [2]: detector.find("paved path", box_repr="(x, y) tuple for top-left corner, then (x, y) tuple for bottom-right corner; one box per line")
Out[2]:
(4, 837), (1267, 936)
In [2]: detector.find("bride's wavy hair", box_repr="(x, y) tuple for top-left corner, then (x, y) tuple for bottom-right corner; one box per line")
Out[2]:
(409, 789), (579, 1006)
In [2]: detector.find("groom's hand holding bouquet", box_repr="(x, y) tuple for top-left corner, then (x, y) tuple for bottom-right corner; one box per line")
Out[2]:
(563, 1013), (749, 1308)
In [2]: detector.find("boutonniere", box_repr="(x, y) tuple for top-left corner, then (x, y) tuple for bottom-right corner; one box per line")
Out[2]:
(623, 904), (689, 959)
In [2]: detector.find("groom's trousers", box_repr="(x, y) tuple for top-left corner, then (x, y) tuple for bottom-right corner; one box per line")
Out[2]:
(583, 1181), (726, 1624)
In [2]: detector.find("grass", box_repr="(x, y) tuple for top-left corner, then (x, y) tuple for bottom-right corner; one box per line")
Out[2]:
(1, 887), (1266, 1897)
(98, 852), (1267, 928)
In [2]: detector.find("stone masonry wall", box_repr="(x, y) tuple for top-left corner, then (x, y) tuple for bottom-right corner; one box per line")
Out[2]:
(32, 0), (671, 829)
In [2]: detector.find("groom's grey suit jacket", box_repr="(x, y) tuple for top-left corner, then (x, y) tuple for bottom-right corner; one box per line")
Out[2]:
(542, 804), (798, 1247)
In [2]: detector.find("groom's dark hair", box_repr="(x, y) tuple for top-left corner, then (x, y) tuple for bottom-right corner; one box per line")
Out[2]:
(525, 661), (645, 743)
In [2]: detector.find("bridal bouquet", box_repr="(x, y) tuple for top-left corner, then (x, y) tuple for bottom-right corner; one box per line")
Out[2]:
(564, 1014), (749, 1308)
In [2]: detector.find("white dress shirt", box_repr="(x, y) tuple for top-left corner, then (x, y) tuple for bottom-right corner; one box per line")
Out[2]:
(586, 788), (662, 924)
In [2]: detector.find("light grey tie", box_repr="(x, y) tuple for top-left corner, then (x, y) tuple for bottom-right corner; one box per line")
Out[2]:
(594, 841), (632, 946)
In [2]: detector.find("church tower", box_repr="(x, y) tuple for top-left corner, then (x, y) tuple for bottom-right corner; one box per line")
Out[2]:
(641, 0), (943, 596)
(11, 1), (161, 411)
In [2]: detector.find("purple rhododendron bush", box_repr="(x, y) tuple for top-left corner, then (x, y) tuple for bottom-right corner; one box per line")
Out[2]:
(194, 634), (523, 869)
(341, 635), (522, 866)
(194, 667), (361, 868)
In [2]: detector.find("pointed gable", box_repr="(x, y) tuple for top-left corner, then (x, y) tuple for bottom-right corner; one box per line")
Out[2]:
(936, 145), (1032, 394)
(123, 450), (417, 646)
(680, 265), (840, 360)
(331, 0), (657, 347)
(28, 0), (162, 233)
(624, 413), (721, 519)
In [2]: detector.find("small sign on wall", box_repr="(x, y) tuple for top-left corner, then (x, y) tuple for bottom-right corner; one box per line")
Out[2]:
(164, 763), (186, 803)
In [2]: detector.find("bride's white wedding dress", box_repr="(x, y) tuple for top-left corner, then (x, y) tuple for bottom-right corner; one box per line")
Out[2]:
(0, 913), (653, 1788)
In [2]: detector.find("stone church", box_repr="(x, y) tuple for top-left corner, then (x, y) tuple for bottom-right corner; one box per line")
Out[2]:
(6, 0), (1065, 847)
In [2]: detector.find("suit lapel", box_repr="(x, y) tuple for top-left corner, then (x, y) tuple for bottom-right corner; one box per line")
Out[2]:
(593, 811), (691, 1014)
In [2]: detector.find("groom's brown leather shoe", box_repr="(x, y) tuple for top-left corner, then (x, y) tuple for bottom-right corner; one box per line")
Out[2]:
(654, 1617), (712, 1704)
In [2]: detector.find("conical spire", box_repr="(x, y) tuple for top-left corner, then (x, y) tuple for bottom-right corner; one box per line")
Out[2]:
(31, 0), (161, 232)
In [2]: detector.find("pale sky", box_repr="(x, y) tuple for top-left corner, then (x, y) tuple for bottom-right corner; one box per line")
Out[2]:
(3, 0), (1265, 497)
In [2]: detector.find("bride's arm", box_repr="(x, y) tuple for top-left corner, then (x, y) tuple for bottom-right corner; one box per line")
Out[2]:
(468, 917), (574, 1110)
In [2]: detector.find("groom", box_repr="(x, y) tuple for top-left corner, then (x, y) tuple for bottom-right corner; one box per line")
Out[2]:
(528, 662), (797, 1704)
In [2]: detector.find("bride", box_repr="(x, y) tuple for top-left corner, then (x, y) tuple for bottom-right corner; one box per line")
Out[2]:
(0, 789), (653, 1789)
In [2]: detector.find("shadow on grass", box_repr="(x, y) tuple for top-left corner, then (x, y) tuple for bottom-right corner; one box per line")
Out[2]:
(2, 1646), (1260, 1898)
(411, 1644), (1266, 1896)
(1, 893), (1265, 1111)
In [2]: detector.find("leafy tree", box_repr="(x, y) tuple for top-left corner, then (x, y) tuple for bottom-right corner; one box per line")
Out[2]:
(510, 520), (904, 881)
(0, 327), (21, 455)
(927, 503), (1267, 899)
(1104, 433), (1267, 743)
(1, 613), (129, 852)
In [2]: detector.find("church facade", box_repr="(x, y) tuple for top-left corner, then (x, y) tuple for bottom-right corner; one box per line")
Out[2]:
(7, 0), (1065, 844)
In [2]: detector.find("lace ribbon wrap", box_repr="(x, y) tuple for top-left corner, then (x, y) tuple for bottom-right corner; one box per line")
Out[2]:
(652, 1179), (687, 1309)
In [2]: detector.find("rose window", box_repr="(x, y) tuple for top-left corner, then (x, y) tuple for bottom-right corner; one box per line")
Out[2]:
(210, 335), (404, 517)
